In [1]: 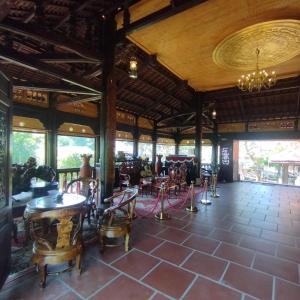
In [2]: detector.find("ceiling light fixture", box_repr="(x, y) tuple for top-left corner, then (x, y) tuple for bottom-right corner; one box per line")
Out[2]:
(212, 109), (217, 120)
(237, 48), (276, 92)
(128, 57), (138, 79)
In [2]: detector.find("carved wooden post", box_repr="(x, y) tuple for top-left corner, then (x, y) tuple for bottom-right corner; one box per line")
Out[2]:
(99, 16), (117, 201)
(133, 115), (139, 158)
(195, 93), (203, 178)
(46, 93), (57, 170)
(152, 122), (157, 165)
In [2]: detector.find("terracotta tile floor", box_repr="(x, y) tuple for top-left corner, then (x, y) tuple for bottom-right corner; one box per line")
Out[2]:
(2, 182), (300, 300)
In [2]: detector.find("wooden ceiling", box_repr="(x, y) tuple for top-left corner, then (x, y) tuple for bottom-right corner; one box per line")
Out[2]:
(0, 0), (299, 133)
(122, 0), (300, 91)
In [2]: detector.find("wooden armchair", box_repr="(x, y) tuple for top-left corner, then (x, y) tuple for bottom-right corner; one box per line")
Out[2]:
(27, 207), (84, 288)
(99, 188), (138, 253)
(65, 177), (99, 224)
(119, 173), (131, 191)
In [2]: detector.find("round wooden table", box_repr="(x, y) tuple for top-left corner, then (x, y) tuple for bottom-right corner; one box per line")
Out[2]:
(25, 193), (86, 214)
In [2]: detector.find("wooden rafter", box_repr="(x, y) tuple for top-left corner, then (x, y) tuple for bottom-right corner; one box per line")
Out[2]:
(12, 81), (100, 95)
(0, 45), (101, 94)
(0, 19), (102, 61)
(56, 95), (101, 106)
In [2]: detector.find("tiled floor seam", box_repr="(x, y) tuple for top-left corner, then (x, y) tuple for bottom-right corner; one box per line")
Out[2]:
(178, 274), (198, 300)
(107, 247), (135, 265)
(86, 273), (122, 300)
(149, 240), (167, 254)
(139, 261), (162, 281)
(58, 277), (87, 300)
(88, 252), (176, 300)
(179, 250), (195, 267)
(272, 276), (276, 300)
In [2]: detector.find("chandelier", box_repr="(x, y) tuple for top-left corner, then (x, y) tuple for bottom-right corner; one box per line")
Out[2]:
(128, 57), (138, 79)
(237, 48), (276, 92)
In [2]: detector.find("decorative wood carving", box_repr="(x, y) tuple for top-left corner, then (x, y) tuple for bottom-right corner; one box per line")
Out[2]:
(218, 122), (246, 133)
(13, 89), (48, 108)
(116, 110), (136, 125)
(248, 120), (295, 132)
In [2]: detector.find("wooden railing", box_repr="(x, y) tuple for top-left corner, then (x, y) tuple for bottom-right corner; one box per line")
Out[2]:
(56, 167), (96, 191)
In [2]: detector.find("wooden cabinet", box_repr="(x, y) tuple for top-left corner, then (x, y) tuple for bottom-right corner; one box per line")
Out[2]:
(0, 72), (12, 289)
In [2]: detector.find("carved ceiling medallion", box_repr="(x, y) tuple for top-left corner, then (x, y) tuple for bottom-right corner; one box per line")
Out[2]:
(213, 20), (300, 71)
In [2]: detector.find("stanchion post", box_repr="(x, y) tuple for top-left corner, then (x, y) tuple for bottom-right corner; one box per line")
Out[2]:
(155, 183), (171, 220)
(185, 181), (198, 212)
(211, 174), (220, 198)
(201, 177), (212, 205)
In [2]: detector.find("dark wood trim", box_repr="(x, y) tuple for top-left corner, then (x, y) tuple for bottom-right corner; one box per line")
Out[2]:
(12, 81), (101, 96)
(0, 45), (101, 93)
(0, 19), (102, 61)
(119, 0), (207, 35)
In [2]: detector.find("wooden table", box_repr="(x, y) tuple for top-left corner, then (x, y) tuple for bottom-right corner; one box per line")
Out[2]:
(25, 193), (86, 214)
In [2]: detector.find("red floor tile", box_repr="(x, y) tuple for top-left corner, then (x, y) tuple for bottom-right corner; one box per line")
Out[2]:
(56, 291), (81, 300)
(240, 236), (276, 255)
(112, 250), (160, 279)
(215, 243), (255, 267)
(253, 253), (299, 283)
(183, 276), (241, 300)
(90, 275), (154, 300)
(249, 219), (278, 231)
(61, 257), (119, 298)
(183, 251), (227, 280)
(183, 234), (220, 254)
(157, 227), (191, 244)
(0, 277), (69, 300)
(209, 229), (242, 245)
(133, 234), (164, 252)
(151, 293), (170, 300)
(143, 262), (195, 299)
(151, 241), (192, 265)
(231, 224), (261, 237)
(183, 222), (214, 236)
(261, 230), (295, 246)
(275, 278), (300, 300)
(223, 263), (273, 300)
(277, 244), (300, 263)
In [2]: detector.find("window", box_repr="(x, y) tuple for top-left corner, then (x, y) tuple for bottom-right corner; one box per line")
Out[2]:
(138, 142), (153, 160)
(12, 131), (46, 165)
(179, 145), (195, 156)
(156, 144), (175, 161)
(115, 140), (134, 156)
(202, 145), (212, 164)
(57, 135), (95, 169)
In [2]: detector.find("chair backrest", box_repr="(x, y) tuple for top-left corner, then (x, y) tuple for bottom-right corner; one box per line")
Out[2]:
(65, 177), (99, 200)
(103, 188), (138, 226)
(28, 207), (84, 250)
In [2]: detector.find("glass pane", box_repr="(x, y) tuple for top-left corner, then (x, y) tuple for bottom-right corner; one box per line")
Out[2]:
(202, 145), (212, 164)
(138, 142), (153, 161)
(57, 135), (95, 169)
(115, 140), (134, 156)
(156, 144), (175, 161)
(12, 131), (45, 165)
(179, 145), (195, 156)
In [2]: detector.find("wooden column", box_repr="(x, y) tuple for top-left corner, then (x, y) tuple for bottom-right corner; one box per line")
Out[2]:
(99, 16), (117, 201)
(174, 129), (180, 155)
(133, 116), (139, 158)
(212, 124), (218, 170)
(46, 93), (57, 170)
(152, 122), (157, 164)
(195, 93), (203, 177)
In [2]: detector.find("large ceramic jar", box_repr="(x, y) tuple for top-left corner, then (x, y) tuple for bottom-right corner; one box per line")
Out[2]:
(80, 154), (93, 178)
(155, 154), (163, 176)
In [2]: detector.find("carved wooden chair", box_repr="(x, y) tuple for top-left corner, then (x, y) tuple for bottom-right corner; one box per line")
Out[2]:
(119, 173), (131, 191)
(99, 188), (138, 253)
(27, 207), (84, 288)
(65, 177), (99, 224)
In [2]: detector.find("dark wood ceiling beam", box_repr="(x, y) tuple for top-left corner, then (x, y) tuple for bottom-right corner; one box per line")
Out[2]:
(54, 1), (94, 30)
(83, 65), (103, 79)
(56, 95), (101, 106)
(158, 111), (195, 125)
(0, 19), (102, 61)
(0, 53), (101, 64)
(124, 86), (177, 115)
(0, 45), (102, 94)
(12, 81), (100, 95)
(118, 0), (207, 35)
